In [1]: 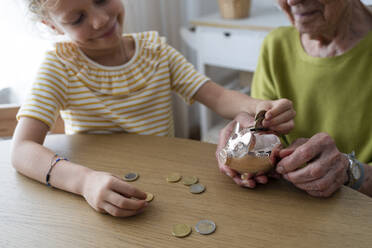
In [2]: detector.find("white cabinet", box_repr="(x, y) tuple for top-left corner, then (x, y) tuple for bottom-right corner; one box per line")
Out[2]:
(181, 0), (290, 142)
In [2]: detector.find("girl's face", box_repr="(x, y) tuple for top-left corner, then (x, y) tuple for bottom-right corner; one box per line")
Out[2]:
(45, 0), (125, 51)
(277, 0), (349, 36)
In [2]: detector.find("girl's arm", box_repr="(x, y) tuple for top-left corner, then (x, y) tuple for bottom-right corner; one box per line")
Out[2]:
(194, 81), (260, 119)
(11, 117), (148, 217)
(12, 117), (90, 194)
(194, 81), (295, 134)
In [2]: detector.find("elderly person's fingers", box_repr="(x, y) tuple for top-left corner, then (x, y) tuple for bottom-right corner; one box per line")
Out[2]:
(306, 183), (342, 198)
(276, 138), (316, 174)
(284, 152), (348, 186)
(278, 133), (350, 197)
(278, 138), (308, 158)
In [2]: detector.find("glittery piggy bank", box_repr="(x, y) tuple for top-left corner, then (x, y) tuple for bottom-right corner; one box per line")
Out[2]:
(218, 122), (281, 175)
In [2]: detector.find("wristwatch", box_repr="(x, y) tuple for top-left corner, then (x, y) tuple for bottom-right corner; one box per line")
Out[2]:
(344, 151), (365, 190)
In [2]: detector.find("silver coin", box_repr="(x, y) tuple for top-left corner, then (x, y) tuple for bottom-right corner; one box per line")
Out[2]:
(190, 183), (205, 194)
(123, 172), (139, 182)
(195, 220), (216, 235)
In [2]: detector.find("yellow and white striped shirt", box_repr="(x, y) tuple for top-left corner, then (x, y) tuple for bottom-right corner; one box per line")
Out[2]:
(18, 31), (209, 136)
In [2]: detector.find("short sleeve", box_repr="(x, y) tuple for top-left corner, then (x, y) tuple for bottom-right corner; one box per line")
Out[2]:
(165, 45), (209, 104)
(17, 51), (68, 129)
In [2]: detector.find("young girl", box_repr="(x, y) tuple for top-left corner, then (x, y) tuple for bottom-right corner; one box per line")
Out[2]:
(12, 0), (295, 217)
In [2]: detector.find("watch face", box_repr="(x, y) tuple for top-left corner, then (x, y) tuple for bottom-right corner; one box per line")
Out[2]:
(351, 165), (361, 180)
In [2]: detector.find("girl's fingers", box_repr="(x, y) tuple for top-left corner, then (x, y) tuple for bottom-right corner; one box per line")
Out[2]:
(267, 121), (295, 134)
(263, 109), (296, 127)
(105, 191), (148, 210)
(111, 178), (147, 200)
(235, 177), (256, 188)
(265, 99), (293, 120)
(101, 202), (146, 217)
(255, 175), (268, 184)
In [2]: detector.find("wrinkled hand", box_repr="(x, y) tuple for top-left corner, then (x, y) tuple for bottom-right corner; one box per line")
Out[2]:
(83, 171), (148, 217)
(216, 112), (271, 188)
(275, 133), (349, 197)
(256, 99), (296, 134)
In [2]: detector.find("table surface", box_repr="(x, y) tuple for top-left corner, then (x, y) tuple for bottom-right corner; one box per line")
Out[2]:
(1, 134), (372, 248)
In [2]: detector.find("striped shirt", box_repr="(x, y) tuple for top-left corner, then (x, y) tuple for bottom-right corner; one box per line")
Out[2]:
(17, 31), (209, 136)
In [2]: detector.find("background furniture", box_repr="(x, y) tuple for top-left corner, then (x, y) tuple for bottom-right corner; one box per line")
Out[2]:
(1, 134), (372, 247)
(0, 104), (65, 137)
(181, 0), (290, 142)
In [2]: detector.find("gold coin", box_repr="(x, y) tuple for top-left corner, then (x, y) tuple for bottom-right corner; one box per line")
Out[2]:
(172, 224), (192, 238)
(123, 172), (139, 182)
(145, 193), (154, 202)
(166, 173), (182, 183)
(182, 176), (198, 186)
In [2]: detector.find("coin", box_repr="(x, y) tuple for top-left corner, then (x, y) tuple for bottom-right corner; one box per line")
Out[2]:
(255, 110), (266, 130)
(123, 172), (139, 182)
(195, 220), (216, 235)
(166, 173), (182, 183)
(190, 183), (205, 194)
(145, 193), (154, 202)
(182, 176), (198, 186)
(172, 224), (192, 238)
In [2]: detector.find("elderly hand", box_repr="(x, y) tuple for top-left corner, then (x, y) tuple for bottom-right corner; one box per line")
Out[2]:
(275, 133), (349, 197)
(256, 99), (296, 134)
(216, 112), (271, 188)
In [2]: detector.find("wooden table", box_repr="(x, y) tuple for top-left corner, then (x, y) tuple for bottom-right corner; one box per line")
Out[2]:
(1, 134), (372, 247)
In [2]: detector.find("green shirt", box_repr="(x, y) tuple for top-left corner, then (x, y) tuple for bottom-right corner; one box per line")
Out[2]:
(252, 27), (372, 164)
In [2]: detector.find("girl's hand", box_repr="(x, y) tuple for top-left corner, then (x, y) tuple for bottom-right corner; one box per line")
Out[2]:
(256, 98), (296, 134)
(82, 171), (148, 217)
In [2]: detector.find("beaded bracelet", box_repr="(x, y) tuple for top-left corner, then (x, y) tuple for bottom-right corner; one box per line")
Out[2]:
(46, 154), (68, 187)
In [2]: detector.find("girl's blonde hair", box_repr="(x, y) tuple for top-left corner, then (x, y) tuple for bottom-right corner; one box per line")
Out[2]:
(25, 0), (59, 22)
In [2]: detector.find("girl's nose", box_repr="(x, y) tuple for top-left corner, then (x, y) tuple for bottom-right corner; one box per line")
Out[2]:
(91, 10), (109, 30)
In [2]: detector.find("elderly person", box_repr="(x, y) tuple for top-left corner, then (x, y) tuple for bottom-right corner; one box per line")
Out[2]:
(217, 0), (372, 197)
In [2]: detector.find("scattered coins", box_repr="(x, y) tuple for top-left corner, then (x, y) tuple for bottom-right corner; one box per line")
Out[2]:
(190, 183), (206, 194)
(182, 176), (199, 186)
(195, 220), (216, 235)
(123, 172), (139, 182)
(172, 224), (192, 238)
(166, 173), (182, 183)
(145, 193), (154, 202)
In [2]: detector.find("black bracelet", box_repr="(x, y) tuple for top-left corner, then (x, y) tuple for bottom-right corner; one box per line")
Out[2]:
(46, 155), (68, 187)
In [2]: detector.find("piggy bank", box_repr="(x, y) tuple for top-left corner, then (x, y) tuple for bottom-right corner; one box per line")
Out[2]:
(218, 121), (281, 176)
